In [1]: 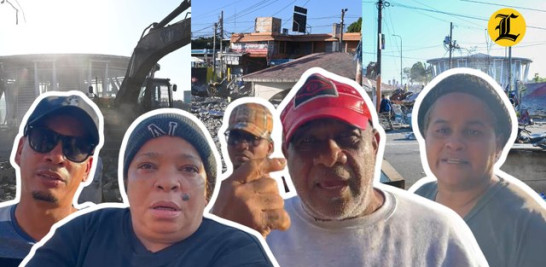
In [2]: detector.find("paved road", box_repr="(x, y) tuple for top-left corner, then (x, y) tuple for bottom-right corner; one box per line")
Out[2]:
(383, 128), (424, 189)
(383, 123), (546, 194)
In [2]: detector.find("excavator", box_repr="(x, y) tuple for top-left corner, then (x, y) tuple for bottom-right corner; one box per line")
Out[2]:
(94, 0), (191, 146)
(81, 1), (192, 203)
(114, 0), (190, 114)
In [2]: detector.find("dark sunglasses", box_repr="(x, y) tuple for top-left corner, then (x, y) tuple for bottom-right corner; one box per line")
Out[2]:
(225, 130), (267, 147)
(25, 126), (95, 163)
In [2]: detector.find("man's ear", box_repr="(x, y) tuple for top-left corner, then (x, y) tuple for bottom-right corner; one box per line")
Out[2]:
(372, 129), (380, 156)
(82, 156), (94, 183)
(267, 141), (274, 156)
(14, 137), (24, 167)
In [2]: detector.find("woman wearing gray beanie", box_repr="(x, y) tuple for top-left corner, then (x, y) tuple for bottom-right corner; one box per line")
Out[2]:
(24, 109), (275, 267)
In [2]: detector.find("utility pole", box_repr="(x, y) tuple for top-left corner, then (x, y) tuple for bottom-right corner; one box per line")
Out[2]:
(444, 22), (460, 70)
(508, 46), (512, 92)
(212, 22), (217, 80)
(219, 11), (224, 79)
(376, 0), (387, 112)
(449, 22), (453, 69)
(340, 8), (348, 52)
(392, 34), (402, 88)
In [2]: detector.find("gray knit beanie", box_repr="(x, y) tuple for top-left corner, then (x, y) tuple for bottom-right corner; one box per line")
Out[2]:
(417, 73), (513, 148)
(123, 112), (217, 201)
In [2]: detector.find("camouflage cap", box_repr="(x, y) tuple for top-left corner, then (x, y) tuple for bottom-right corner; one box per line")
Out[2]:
(227, 103), (273, 139)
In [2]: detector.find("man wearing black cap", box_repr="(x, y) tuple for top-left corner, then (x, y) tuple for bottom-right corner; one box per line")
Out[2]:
(410, 68), (546, 267)
(0, 91), (102, 265)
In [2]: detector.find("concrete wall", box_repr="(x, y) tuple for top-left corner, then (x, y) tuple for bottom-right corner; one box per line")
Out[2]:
(253, 82), (294, 100)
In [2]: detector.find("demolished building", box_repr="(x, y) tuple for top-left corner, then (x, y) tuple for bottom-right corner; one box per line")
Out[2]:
(0, 54), (130, 129)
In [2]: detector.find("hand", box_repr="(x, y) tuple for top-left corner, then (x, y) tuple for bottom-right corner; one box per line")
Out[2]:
(212, 157), (291, 237)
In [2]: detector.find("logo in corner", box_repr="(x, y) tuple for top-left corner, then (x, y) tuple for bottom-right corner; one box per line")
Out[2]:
(294, 74), (338, 108)
(488, 8), (526, 47)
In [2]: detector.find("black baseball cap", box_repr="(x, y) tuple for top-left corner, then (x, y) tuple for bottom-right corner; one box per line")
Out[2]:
(24, 94), (100, 146)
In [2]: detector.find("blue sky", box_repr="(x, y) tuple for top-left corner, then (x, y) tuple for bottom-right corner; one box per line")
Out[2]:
(0, 0), (190, 100)
(192, 0), (362, 39)
(2, 0), (543, 100)
(362, 0), (546, 85)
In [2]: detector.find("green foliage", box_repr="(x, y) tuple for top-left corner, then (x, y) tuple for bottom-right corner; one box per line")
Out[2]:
(533, 73), (546, 83)
(347, 18), (362, 33)
(404, 62), (433, 84)
(410, 62), (426, 83)
(191, 36), (229, 49)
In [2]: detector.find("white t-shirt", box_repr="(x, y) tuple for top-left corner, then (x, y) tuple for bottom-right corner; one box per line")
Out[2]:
(267, 185), (488, 267)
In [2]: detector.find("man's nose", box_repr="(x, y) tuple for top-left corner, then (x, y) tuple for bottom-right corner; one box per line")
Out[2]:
(234, 139), (250, 150)
(313, 139), (347, 167)
(44, 142), (66, 165)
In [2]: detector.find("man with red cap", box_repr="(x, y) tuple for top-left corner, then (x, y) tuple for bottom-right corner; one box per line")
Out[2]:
(268, 68), (487, 266)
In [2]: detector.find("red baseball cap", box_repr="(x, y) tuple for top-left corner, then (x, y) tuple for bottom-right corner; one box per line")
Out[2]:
(281, 72), (372, 144)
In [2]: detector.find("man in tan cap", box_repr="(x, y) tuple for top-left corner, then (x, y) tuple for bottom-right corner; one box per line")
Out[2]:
(225, 102), (274, 169)
(212, 100), (290, 237)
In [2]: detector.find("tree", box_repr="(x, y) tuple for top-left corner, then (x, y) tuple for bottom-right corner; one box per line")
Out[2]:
(191, 36), (229, 50)
(410, 62), (426, 83)
(533, 73), (546, 83)
(406, 62), (433, 84)
(424, 64), (434, 83)
(347, 18), (361, 33)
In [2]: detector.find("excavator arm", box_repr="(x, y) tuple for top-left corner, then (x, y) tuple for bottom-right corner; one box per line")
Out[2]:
(115, 0), (191, 109)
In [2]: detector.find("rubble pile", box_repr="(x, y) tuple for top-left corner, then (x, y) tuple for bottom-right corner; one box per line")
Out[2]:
(0, 159), (16, 202)
(190, 96), (228, 145)
(522, 82), (546, 119)
(190, 96), (230, 171)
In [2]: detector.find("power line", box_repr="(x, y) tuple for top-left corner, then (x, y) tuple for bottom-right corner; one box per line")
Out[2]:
(192, 24), (214, 34)
(460, 0), (546, 13)
(363, 51), (429, 61)
(224, 0), (276, 23)
(384, 8), (400, 70)
(410, 0), (482, 28)
(193, 0), (247, 21)
(392, 2), (488, 21)
(271, 0), (298, 17)
(404, 44), (443, 52)
(391, 1), (546, 30)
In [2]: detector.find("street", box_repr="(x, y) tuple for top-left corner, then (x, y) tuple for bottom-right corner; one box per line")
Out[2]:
(383, 123), (546, 195)
(383, 128), (424, 189)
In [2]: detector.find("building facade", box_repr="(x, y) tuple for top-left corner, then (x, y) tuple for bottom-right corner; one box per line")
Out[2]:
(0, 54), (129, 128)
(427, 53), (532, 90)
